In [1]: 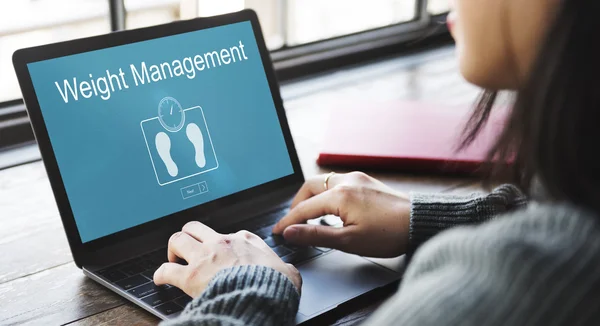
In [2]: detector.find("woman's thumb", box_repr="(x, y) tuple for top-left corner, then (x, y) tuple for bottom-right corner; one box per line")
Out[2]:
(282, 224), (347, 249)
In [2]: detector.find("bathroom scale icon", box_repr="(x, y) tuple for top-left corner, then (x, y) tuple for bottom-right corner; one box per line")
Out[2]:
(141, 97), (218, 186)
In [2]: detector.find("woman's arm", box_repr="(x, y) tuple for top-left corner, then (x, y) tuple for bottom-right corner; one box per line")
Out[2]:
(274, 173), (527, 259)
(408, 184), (527, 254)
(161, 265), (299, 326)
(156, 182), (527, 326)
(152, 224), (302, 326)
(363, 203), (600, 326)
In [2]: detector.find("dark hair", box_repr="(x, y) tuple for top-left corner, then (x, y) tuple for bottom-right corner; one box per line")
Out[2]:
(460, 0), (600, 212)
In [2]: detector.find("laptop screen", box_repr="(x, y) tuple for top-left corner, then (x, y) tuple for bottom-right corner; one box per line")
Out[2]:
(26, 21), (294, 243)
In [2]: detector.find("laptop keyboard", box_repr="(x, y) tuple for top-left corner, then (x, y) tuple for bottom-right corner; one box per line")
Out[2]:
(97, 207), (331, 316)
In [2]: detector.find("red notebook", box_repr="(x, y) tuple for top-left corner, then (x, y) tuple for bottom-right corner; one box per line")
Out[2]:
(316, 100), (508, 175)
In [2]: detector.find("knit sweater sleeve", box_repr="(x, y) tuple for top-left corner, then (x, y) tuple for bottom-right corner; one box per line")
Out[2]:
(364, 203), (600, 326)
(408, 183), (527, 254)
(160, 265), (299, 326)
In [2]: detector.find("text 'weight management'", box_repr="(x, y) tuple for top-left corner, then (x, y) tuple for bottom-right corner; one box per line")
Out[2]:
(54, 40), (249, 104)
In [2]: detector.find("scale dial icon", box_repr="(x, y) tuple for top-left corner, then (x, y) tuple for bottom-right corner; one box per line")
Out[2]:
(158, 96), (185, 132)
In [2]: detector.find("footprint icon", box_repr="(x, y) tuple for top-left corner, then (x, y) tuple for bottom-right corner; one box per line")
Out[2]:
(155, 132), (179, 177)
(186, 123), (206, 168)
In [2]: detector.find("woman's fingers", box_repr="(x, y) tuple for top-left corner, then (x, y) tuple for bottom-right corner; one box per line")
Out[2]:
(153, 262), (188, 288)
(182, 221), (220, 243)
(290, 173), (342, 208)
(273, 190), (340, 234)
(289, 178), (320, 209)
(282, 224), (350, 249)
(167, 231), (204, 263)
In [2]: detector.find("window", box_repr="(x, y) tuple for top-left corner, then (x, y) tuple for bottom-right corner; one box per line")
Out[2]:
(428, 0), (451, 15)
(0, 0), (110, 103)
(123, 0), (431, 50)
(123, 0), (287, 50)
(285, 0), (417, 46)
(0, 0), (449, 158)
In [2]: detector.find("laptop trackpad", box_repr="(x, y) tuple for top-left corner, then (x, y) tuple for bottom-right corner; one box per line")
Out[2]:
(296, 250), (400, 318)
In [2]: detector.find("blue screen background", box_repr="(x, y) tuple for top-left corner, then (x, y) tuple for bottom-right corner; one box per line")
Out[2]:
(27, 21), (294, 243)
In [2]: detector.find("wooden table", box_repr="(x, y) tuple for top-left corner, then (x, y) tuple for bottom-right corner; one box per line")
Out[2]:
(0, 45), (484, 325)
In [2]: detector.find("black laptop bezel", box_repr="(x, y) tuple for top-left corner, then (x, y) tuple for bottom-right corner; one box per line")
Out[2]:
(12, 9), (304, 267)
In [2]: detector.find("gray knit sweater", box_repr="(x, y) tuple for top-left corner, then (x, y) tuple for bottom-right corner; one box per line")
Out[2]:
(162, 184), (600, 325)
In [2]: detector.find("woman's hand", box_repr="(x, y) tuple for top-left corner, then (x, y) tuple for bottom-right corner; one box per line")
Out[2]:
(272, 172), (410, 258)
(154, 221), (302, 298)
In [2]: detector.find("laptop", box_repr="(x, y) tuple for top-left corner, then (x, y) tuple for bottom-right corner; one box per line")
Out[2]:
(12, 9), (402, 324)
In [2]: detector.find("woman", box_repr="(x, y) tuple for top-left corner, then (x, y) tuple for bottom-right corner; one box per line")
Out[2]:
(154, 0), (600, 324)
